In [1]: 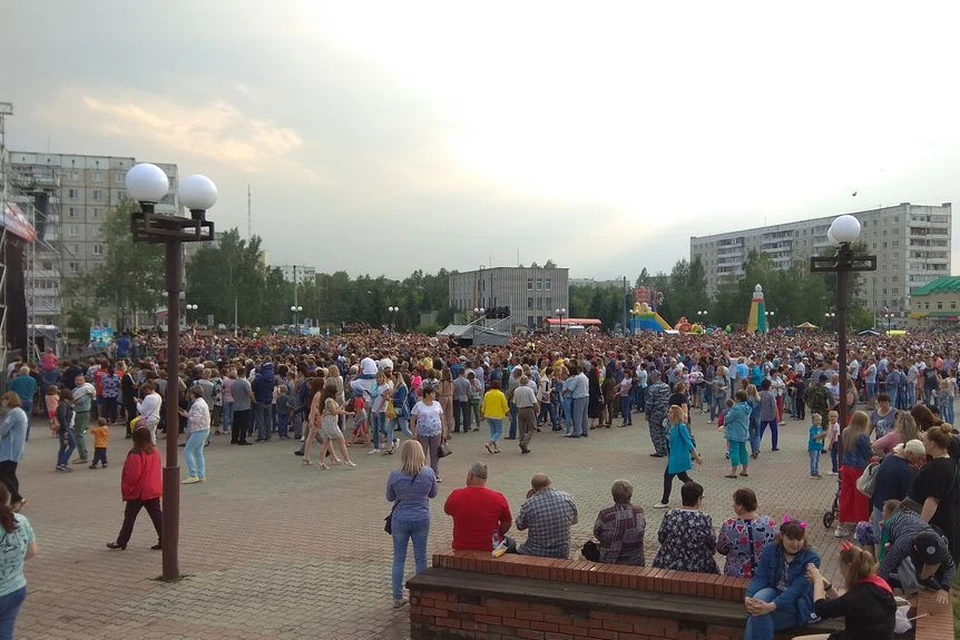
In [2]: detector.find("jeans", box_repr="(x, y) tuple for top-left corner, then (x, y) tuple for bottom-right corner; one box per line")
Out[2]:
(371, 412), (392, 450)
(938, 396), (955, 425)
(508, 403), (518, 439)
(830, 442), (839, 473)
(748, 416), (760, 455)
(924, 388), (935, 406)
(0, 586), (26, 640)
(73, 411), (90, 460)
(539, 401), (559, 428)
(710, 391), (728, 422)
(620, 397), (632, 425)
(254, 403), (273, 440)
(759, 420), (778, 450)
(222, 402), (234, 429)
(57, 431), (76, 467)
(562, 397), (574, 434)
(572, 396), (589, 436)
(743, 587), (802, 640)
(866, 382), (877, 400)
(809, 450), (820, 475)
(487, 418), (503, 443)
(185, 430), (208, 479)
(92, 448), (108, 467)
(391, 518), (430, 600)
(388, 416), (413, 439)
(277, 413), (290, 438)
(905, 384), (916, 407)
(452, 399), (467, 432)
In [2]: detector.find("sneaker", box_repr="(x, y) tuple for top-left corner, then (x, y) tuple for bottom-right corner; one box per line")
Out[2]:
(653, 502), (669, 509)
(89, 464), (97, 469)
(182, 477), (200, 484)
(71, 458), (88, 464)
(367, 449), (381, 455)
(106, 542), (126, 550)
(833, 527), (849, 538)
(59, 466), (73, 473)
(827, 471), (838, 476)
(345, 461), (357, 468)
(393, 598), (408, 608)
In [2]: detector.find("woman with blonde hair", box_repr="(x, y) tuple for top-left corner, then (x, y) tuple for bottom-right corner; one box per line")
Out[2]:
(800, 543), (896, 640)
(871, 411), (919, 456)
(385, 439), (437, 608)
(654, 405), (703, 509)
(316, 381), (355, 469)
(302, 378), (329, 467)
(835, 410), (872, 538)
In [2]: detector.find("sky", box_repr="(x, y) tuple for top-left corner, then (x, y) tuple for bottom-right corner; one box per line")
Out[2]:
(3, 1), (960, 280)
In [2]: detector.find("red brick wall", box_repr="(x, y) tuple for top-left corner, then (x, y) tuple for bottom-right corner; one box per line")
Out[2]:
(410, 589), (744, 640)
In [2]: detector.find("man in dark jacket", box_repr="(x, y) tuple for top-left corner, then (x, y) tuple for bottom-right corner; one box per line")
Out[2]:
(252, 362), (276, 442)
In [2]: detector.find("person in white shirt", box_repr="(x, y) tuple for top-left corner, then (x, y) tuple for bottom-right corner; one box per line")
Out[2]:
(179, 386), (210, 484)
(136, 382), (163, 444)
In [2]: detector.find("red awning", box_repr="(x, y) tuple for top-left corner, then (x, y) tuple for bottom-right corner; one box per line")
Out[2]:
(544, 318), (602, 326)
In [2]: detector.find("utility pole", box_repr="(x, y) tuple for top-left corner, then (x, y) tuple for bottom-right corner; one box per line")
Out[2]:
(246, 184), (251, 241)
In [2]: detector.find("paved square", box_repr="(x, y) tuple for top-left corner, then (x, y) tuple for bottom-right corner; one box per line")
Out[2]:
(17, 413), (841, 639)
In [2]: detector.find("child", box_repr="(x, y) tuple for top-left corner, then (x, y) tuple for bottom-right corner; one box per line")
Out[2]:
(350, 396), (369, 446)
(825, 410), (841, 476)
(275, 386), (292, 440)
(89, 417), (111, 469)
(45, 385), (60, 437)
(807, 413), (826, 478)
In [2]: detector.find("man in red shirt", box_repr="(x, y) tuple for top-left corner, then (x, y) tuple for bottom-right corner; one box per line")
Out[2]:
(444, 462), (512, 551)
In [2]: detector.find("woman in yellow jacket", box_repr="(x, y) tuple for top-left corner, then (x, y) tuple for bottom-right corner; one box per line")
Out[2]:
(480, 380), (509, 454)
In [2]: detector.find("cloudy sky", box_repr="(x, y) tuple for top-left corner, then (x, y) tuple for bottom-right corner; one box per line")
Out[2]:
(3, 1), (960, 279)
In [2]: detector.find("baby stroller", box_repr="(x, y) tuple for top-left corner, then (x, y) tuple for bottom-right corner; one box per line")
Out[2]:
(822, 475), (840, 528)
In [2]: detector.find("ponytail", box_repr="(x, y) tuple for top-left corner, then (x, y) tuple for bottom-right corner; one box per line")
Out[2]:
(839, 543), (877, 588)
(0, 485), (17, 534)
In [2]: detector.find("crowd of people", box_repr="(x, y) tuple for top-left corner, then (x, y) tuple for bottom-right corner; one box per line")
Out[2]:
(0, 326), (958, 638)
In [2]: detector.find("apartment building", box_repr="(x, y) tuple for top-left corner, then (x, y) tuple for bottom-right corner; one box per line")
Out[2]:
(690, 203), (952, 313)
(448, 262), (569, 329)
(7, 152), (179, 328)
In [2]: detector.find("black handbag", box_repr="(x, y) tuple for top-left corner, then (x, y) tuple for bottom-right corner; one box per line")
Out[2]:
(581, 540), (600, 562)
(384, 472), (418, 534)
(438, 441), (452, 458)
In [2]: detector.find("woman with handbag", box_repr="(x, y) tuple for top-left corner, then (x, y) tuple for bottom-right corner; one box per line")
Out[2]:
(385, 439), (437, 608)
(411, 387), (445, 483)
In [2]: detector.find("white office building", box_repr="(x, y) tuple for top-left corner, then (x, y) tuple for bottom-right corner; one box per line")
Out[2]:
(690, 202), (951, 313)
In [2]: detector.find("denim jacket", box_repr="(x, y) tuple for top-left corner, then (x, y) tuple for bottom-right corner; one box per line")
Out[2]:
(747, 543), (821, 626)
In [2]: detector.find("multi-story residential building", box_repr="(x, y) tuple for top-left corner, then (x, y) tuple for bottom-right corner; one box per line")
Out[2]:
(278, 264), (316, 284)
(448, 262), (569, 329)
(690, 203), (952, 314)
(7, 152), (179, 330)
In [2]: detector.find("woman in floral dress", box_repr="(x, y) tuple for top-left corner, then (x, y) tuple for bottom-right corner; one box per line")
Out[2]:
(652, 481), (718, 574)
(715, 488), (776, 578)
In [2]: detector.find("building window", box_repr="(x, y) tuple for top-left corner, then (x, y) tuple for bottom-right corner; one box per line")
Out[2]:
(527, 297), (534, 309)
(952, 302), (957, 310)
(546, 278), (552, 291)
(892, 240), (899, 247)
(117, 190), (127, 201)
(93, 171), (103, 182)
(527, 316), (535, 327)
(92, 208), (102, 218)
(114, 173), (124, 184)
(92, 189), (103, 201)
(41, 261), (51, 270)
(68, 225), (80, 237)
(68, 261), (79, 273)
(546, 297), (552, 308)
(938, 301), (943, 310)
(527, 280), (533, 291)
(537, 298), (543, 310)
(93, 225), (103, 237)
(70, 171), (80, 181)
(68, 188), (78, 199)
(68, 207), (79, 218)
(93, 244), (104, 256)
(536, 279), (542, 291)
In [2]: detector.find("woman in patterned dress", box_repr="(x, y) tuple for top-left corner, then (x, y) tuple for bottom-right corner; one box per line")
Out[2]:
(652, 481), (718, 574)
(715, 488), (776, 578)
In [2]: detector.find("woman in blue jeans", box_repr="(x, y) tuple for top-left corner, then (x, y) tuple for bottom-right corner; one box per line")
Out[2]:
(743, 520), (821, 640)
(386, 439), (437, 608)
(0, 483), (37, 640)
(179, 386), (210, 484)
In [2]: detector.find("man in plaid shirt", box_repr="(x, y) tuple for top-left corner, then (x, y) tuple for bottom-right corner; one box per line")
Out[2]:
(515, 473), (578, 558)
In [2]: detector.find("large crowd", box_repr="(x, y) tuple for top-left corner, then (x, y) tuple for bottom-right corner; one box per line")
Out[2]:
(0, 327), (957, 639)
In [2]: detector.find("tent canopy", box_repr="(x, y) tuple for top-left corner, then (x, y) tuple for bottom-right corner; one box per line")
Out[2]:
(795, 321), (818, 329)
(437, 324), (510, 346)
(543, 317), (602, 327)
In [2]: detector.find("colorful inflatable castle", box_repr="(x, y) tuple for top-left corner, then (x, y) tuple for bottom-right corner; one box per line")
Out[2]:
(629, 302), (671, 333)
(746, 284), (769, 334)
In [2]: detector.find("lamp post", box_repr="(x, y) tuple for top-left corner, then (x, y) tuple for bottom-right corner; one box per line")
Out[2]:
(290, 305), (303, 334)
(126, 162), (217, 582)
(555, 307), (566, 331)
(824, 312), (836, 331)
(185, 303), (198, 327)
(697, 310), (709, 321)
(387, 305), (398, 330)
(883, 312), (895, 331)
(810, 215), (876, 434)
(764, 310), (775, 329)
(473, 307), (485, 324)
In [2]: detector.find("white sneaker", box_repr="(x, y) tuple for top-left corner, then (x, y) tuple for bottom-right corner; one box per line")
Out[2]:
(833, 527), (849, 538)
(653, 502), (669, 509)
(367, 449), (381, 455)
(827, 471), (838, 476)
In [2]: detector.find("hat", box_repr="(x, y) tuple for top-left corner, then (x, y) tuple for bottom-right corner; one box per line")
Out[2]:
(895, 439), (926, 458)
(913, 531), (948, 566)
(380, 358), (394, 371)
(360, 357), (378, 376)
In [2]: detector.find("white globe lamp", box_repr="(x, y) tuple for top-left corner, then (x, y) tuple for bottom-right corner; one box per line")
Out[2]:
(830, 215), (861, 244)
(179, 174), (219, 211)
(125, 163), (169, 203)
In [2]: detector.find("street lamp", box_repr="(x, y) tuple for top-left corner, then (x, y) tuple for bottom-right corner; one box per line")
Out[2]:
(555, 307), (567, 331)
(811, 214), (876, 434)
(185, 303), (198, 326)
(473, 307), (485, 323)
(883, 312), (895, 330)
(387, 305), (399, 330)
(697, 310), (709, 320)
(126, 162), (217, 582)
(290, 305), (303, 334)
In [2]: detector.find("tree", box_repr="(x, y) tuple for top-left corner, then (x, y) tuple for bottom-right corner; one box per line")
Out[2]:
(90, 199), (165, 329)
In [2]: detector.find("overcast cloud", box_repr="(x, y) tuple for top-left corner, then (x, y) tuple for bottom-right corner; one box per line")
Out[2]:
(3, 1), (960, 279)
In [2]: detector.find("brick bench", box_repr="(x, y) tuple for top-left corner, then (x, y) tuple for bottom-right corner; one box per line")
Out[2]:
(408, 550), (846, 640)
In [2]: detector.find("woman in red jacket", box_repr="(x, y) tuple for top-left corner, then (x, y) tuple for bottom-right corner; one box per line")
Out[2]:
(106, 427), (162, 550)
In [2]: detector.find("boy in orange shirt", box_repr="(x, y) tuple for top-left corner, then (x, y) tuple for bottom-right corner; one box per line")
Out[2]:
(89, 417), (111, 469)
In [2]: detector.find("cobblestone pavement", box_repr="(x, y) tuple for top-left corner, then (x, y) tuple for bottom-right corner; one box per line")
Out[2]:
(17, 411), (841, 639)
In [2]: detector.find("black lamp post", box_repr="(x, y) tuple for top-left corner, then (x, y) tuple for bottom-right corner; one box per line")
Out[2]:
(810, 215), (876, 433)
(126, 163), (217, 582)
(555, 307), (566, 331)
(387, 305), (399, 330)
